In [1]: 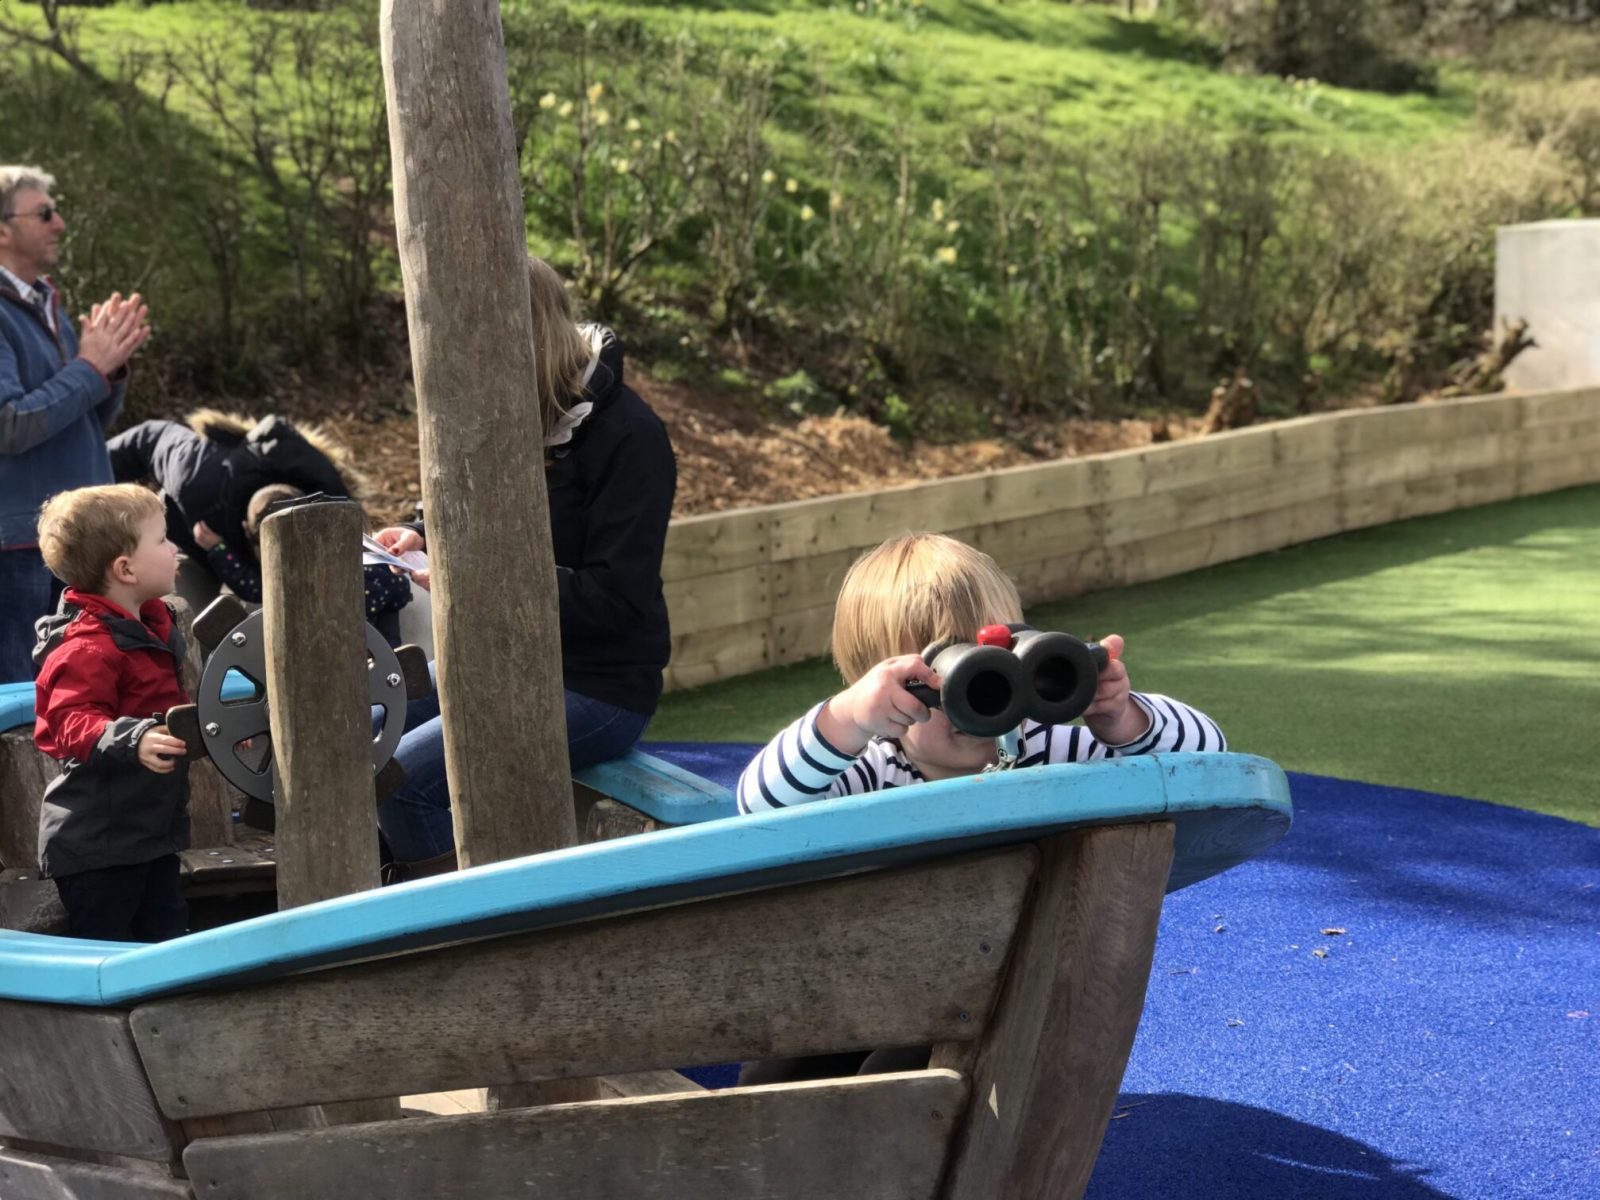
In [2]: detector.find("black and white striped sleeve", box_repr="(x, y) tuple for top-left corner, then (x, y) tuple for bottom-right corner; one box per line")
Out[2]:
(736, 703), (859, 814)
(1104, 692), (1226, 756)
(1046, 693), (1226, 764)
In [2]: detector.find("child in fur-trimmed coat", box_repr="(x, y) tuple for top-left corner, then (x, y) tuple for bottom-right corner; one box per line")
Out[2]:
(108, 410), (411, 643)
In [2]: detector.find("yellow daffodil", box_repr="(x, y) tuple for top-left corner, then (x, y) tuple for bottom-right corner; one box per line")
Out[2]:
(587, 82), (606, 103)
(558, 101), (574, 118)
(800, 204), (816, 221)
(785, 177), (799, 193)
(761, 169), (777, 185)
(538, 93), (558, 110)
(935, 245), (958, 265)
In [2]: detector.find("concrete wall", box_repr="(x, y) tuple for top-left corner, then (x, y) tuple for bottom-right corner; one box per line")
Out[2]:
(1496, 220), (1600, 392)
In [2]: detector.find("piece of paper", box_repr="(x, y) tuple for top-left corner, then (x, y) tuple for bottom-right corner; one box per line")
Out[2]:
(362, 534), (428, 576)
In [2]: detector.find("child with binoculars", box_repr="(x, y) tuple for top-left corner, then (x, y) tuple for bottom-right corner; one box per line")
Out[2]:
(736, 532), (1226, 814)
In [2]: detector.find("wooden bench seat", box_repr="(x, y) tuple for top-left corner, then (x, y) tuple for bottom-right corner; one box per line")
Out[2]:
(572, 750), (737, 824)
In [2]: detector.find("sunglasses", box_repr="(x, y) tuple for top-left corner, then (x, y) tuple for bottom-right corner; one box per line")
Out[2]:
(0, 204), (61, 224)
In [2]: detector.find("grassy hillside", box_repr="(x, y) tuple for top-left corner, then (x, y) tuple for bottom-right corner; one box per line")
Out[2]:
(5, 0), (1551, 426)
(553, 0), (1474, 147)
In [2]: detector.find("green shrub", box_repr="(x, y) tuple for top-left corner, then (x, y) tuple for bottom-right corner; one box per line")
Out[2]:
(766, 368), (832, 415)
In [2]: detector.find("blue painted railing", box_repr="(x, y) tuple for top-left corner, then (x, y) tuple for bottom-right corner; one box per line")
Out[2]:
(7, 678), (734, 824)
(0, 752), (1290, 1007)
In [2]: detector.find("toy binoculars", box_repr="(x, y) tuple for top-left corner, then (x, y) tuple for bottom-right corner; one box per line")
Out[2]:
(904, 624), (1110, 738)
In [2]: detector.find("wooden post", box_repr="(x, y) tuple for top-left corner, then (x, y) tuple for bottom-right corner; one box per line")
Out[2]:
(938, 822), (1176, 1200)
(259, 501), (397, 1125)
(379, 0), (576, 868)
(259, 502), (378, 907)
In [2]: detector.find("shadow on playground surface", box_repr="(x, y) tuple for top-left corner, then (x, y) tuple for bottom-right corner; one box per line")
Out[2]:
(1092, 1094), (1455, 1199)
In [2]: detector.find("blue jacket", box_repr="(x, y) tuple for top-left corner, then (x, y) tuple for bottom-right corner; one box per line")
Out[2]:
(0, 277), (125, 548)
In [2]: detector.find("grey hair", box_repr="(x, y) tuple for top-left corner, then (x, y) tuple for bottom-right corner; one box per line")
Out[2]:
(0, 166), (57, 220)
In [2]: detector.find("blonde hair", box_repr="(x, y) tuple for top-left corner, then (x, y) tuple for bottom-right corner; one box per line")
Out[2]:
(245, 483), (305, 542)
(830, 532), (1024, 683)
(37, 484), (163, 592)
(527, 255), (602, 444)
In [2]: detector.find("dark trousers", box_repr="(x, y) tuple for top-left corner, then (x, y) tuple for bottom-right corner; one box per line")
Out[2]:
(53, 854), (188, 942)
(0, 547), (62, 682)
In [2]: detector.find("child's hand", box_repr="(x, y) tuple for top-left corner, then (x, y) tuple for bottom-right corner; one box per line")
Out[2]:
(137, 724), (188, 774)
(192, 520), (222, 550)
(1081, 634), (1150, 745)
(817, 654), (939, 755)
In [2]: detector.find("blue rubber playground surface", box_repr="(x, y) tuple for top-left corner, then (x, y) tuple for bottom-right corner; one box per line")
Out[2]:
(646, 743), (1600, 1200)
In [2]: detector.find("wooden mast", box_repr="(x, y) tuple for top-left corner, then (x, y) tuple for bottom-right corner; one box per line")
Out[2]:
(379, 0), (577, 868)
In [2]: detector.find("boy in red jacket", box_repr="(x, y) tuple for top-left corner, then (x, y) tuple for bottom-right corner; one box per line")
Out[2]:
(33, 483), (191, 941)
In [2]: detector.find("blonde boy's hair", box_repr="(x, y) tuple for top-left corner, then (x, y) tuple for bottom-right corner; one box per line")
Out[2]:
(831, 532), (1024, 683)
(37, 484), (163, 592)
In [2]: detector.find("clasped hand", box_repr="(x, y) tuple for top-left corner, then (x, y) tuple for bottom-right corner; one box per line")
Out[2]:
(76, 291), (151, 376)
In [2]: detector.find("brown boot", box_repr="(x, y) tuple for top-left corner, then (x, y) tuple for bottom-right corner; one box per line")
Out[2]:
(381, 849), (458, 885)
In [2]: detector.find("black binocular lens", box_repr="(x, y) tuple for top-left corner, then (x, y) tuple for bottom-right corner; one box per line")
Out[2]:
(1030, 655), (1082, 706)
(965, 669), (1017, 718)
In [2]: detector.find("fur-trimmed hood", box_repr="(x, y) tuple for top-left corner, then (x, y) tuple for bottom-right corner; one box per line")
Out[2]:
(186, 408), (371, 504)
(107, 411), (370, 560)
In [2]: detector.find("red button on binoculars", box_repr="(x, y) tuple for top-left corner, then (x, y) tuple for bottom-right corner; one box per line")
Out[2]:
(976, 624), (1014, 649)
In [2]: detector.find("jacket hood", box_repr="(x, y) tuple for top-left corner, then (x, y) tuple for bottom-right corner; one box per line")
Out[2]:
(33, 589), (179, 668)
(546, 325), (626, 448)
(187, 408), (371, 504)
(585, 324), (625, 405)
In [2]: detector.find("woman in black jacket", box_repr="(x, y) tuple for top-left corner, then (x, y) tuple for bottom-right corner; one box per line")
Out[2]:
(373, 255), (677, 878)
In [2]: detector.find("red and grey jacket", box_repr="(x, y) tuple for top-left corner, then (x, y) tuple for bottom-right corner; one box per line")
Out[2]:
(32, 589), (191, 877)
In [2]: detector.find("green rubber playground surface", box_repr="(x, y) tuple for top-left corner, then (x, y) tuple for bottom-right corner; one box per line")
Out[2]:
(652, 484), (1600, 827)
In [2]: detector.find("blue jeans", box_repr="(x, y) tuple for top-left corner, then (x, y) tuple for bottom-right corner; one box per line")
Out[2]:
(0, 548), (62, 682)
(376, 664), (651, 863)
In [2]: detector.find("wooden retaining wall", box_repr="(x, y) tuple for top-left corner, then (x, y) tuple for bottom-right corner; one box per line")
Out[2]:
(662, 387), (1600, 690)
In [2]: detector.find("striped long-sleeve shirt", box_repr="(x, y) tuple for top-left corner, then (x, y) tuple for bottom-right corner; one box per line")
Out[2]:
(735, 692), (1225, 814)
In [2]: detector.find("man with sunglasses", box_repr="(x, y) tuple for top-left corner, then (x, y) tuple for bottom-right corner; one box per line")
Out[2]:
(1, 165), (151, 681)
